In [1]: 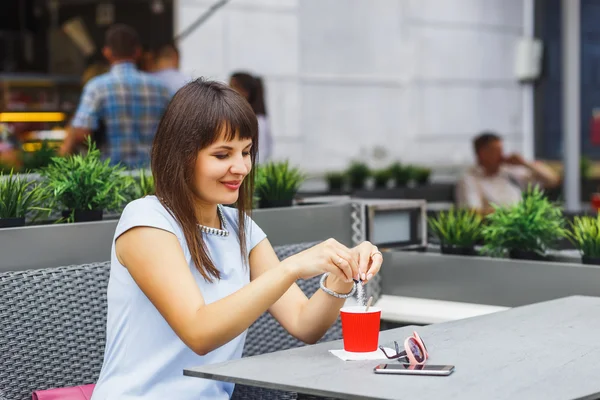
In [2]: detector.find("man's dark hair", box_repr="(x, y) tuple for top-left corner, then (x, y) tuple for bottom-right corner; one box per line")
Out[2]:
(105, 24), (140, 58)
(473, 131), (502, 153)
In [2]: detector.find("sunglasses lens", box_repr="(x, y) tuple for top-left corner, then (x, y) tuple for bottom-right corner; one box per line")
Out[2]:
(408, 338), (425, 363)
(414, 332), (428, 352)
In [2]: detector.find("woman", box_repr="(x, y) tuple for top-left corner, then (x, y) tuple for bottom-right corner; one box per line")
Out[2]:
(91, 79), (382, 399)
(229, 72), (273, 163)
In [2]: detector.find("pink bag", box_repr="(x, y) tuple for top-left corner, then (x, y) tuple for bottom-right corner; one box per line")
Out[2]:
(32, 384), (95, 400)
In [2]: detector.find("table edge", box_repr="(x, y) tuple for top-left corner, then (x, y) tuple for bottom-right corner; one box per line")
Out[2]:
(183, 368), (391, 400)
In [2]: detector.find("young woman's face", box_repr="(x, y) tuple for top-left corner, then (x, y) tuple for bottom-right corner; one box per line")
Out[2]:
(193, 130), (253, 206)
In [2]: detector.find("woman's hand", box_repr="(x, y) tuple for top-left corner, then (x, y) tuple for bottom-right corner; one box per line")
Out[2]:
(352, 241), (383, 283)
(282, 238), (360, 283)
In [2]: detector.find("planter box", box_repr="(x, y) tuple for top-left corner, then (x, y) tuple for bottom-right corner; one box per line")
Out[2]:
(0, 203), (355, 273)
(0, 220), (118, 273)
(380, 250), (600, 308)
(253, 203), (353, 247)
(297, 189), (352, 198)
(1, 198), (429, 273)
(353, 183), (455, 202)
(297, 183), (455, 203)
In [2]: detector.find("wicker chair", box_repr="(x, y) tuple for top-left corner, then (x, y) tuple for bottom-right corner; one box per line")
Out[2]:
(0, 241), (344, 400)
(233, 242), (342, 400)
(0, 262), (109, 400)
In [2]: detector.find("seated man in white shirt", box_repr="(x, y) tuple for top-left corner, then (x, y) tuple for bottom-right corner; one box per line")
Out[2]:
(456, 132), (561, 214)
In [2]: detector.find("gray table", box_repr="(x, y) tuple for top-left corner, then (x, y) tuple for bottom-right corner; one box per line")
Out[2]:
(185, 296), (600, 400)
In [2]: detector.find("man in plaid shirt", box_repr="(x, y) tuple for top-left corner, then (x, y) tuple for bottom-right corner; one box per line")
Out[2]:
(60, 24), (172, 168)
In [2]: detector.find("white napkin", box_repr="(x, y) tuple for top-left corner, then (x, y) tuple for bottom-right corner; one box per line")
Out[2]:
(329, 347), (394, 361)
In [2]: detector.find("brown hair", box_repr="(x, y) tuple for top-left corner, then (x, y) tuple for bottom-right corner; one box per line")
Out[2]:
(473, 131), (502, 154)
(230, 72), (267, 116)
(105, 24), (140, 59)
(155, 42), (180, 61)
(151, 78), (259, 282)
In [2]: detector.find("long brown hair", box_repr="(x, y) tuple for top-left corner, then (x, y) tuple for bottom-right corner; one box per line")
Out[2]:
(151, 78), (259, 282)
(230, 72), (267, 116)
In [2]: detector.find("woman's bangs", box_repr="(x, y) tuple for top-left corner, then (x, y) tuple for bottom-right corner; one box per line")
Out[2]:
(215, 119), (249, 144)
(216, 96), (258, 144)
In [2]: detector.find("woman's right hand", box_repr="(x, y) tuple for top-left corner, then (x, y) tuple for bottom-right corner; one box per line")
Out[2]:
(281, 238), (360, 282)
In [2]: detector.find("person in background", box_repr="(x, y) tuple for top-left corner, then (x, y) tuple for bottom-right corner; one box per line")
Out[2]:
(0, 123), (20, 169)
(229, 72), (273, 163)
(152, 43), (190, 95)
(59, 24), (171, 168)
(81, 60), (110, 85)
(80, 60), (109, 152)
(456, 131), (561, 214)
(90, 79), (383, 399)
(0, 141), (19, 169)
(140, 47), (157, 72)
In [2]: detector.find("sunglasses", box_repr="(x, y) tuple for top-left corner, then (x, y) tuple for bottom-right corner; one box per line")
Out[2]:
(379, 331), (429, 365)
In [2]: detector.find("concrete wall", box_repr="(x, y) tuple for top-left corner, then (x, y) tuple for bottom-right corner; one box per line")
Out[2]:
(175, 0), (526, 174)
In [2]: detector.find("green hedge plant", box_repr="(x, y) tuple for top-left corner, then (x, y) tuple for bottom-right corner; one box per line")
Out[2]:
(412, 166), (432, 185)
(388, 162), (411, 187)
(481, 186), (567, 260)
(254, 161), (305, 208)
(346, 161), (370, 190)
(580, 156), (592, 182)
(132, 169), (155, 198)
(22, 140), (57, 171)
(0, 169), (48, 227)
(40, 138), (133, 222)
(568, 215), (600, 265)
(121, 169), (156, 205)
(428, 208), (482, 255)
(325, 171), (345, 192)
(373, 168), (392, 189)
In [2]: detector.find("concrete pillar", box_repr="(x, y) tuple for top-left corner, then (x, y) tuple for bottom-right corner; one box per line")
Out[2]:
(562, 0), (581, 211)
(522, 0), (535, 161)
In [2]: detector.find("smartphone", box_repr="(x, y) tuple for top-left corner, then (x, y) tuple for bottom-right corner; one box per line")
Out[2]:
(373, 363), (455, 376)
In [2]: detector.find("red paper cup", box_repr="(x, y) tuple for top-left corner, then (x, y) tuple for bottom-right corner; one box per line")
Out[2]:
(340, 306), (381, 352)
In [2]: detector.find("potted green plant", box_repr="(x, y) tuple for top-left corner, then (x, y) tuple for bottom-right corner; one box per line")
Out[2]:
(21, 140), (57, 171)
(388, 162), (411, 187)
(40, 138), (133, 222)
(325, 171), (345, 192)
(346, 161), (370, 190)
(253, 165), (266, 209)
(121, 169), (155, 205)
(581, 156), (592, 182)
(0, 170), (47, 228)
(568, 215), (600, 265)
(132, 169), (155, 199)
(254, 161), (305, 208)
(428, 208), (483, 256)
(481, 186), (567, 260)
(373, 168), (392, 189)
(412, 166), (432, 186)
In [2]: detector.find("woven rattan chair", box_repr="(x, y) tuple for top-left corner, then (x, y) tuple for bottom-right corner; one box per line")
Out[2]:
(0, 241), (345, 400)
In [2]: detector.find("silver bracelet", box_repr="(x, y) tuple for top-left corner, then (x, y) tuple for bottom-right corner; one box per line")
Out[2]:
(319, 273), (357, 299)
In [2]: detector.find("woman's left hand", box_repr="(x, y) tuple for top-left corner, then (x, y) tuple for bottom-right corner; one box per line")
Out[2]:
(352, 241), (383, 283)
